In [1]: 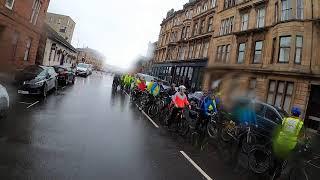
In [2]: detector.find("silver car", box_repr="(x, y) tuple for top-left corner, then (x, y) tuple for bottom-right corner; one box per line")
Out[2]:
(0, 83), (9, 119)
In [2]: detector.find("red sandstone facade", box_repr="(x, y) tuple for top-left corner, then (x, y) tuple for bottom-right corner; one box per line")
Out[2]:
(0, 0), (50, 70)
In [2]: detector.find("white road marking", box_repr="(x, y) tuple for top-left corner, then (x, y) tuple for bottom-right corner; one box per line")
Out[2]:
(18, 102), (32, 105)
(26, 101), (39, 109)
(180, 151), (213, 180)
(141, 110), (159, 128)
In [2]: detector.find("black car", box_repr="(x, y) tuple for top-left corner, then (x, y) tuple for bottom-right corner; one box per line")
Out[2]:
(53, 66), (76, 86)
(224, 97), (289, 137)
(15, 65), (58, 97)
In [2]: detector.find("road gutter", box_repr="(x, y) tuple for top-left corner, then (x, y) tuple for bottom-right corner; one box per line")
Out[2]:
(180, 151), (213, 180)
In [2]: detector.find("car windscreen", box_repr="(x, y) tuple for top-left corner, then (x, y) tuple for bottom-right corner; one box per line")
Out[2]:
(77, 63), (89, 68)
(141, 75), (154, 82)
(22, 66), (44, 74)
(53, 66), (65, 73)
(277, 108), (289, 118)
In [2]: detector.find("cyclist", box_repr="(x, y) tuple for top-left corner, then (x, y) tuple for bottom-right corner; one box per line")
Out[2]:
(272, 106), (304, 178)
(167, 85), (190, 128)
(112, 74), (121, 89)
(147, 79), (154, 94)
(137, 77), (147, 92)
(199, 90), (217, 119)
(168, 83), (177, 96)
(150, 79), (161, 97)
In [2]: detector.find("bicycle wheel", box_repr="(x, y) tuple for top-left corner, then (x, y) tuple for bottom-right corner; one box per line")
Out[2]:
(221, 128), (232, 142)
(248, 145), (272, 174)
(179, 119), (189, 136)
(207, 121), (218, 139)
(289, 167), (308, 180)
(191, 132), (199, 147)
(147, 104), (158, 118)
(241, 134), (257, 154)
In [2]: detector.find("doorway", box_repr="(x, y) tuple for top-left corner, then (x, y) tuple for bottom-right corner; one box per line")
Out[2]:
(305, 85), (320, 131)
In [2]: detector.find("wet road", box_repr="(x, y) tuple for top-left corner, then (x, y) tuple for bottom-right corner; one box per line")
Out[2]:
(0, 72), (262, 180)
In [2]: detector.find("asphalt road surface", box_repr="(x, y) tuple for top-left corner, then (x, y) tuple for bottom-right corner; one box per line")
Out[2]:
(0, 72), (272, 180)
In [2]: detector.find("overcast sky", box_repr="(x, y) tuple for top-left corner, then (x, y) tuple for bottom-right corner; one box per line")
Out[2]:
(48, 0), (188, 69)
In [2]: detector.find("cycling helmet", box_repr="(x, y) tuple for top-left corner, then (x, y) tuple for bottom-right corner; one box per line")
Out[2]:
(291, 106), (301, 117)
(179, 85), (186, 91)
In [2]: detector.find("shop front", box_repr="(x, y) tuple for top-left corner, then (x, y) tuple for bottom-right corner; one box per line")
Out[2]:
(151, 59), (207, 91)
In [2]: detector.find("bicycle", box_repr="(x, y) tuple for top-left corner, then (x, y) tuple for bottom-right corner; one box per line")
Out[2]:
(220, 120), (258, 154)
(287, 141), (320, 180)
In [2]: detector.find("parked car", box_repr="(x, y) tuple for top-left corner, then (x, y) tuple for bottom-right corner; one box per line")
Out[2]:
(0, 83), (9, 119)
(76, 63), (91, 77)
(88, 64), (93, 75)
(53, 66), (76, 86)
(224, 98), (289, 138)
(188, 94), (289, 137)
(253, 100), (289, 137)
(15, 65), (58, 97)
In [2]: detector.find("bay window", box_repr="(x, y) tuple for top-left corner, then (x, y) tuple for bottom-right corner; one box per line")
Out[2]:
(279, 36), (291, 63)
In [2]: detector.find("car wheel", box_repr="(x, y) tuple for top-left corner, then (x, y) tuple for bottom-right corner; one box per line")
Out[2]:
(0, 98), (9, 119)
(42, 83), (48, 98)
(71, 77), (75, 84)
(55, 80), (58, 91)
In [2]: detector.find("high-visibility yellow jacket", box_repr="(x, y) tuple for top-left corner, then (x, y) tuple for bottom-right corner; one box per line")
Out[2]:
(147, 82), (154, 93)
(276, 117), (303, 150)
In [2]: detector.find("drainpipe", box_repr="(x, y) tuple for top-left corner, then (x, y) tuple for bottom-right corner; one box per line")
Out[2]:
(310, 0), (314, 74)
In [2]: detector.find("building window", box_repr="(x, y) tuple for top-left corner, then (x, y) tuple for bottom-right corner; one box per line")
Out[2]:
(186, 26), (190, 38)
(220, 17), (234, 35)
(256, 7), (265, 28)
(200, 19), (205, 34)
(208, 17), (213, 32)
(221, 45), (226, 62)
(203, 2), (208, 11)
(275, 2), (279, 23)
(226, 45), (231, 63)
(188, 44), (194, 58)
(11, 31), (19, 60)
(60, 27), (67, 33)
(195, 43), (202, 58)
(296, 0), (304, 19)
(295, 36), (303, 64)
(197, 6), (201, 14)
(24, 38), (32, 61)
(30, 0), (42, 25)
(181, 27), (186, 39)
(202, 40), (209, 58)
(237, 43), (246, 64)
(5, 0), (15, 9)
(267, 80), (294, 112)
(240, 13), (249, 31)
(211, 0), (217, 8)
(253, 41), (263, 63)
(281, 0), (291, 21)
(224, 0), (236, 9)
(279, 36), (291, 63)
(216, 46), (222, 62)
(193, 22), (198, 36)
(180, 45), (186, 60)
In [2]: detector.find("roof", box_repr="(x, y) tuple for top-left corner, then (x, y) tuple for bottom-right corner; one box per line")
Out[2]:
(44, 24), (77, 53)
(47, 12), (76, 24)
